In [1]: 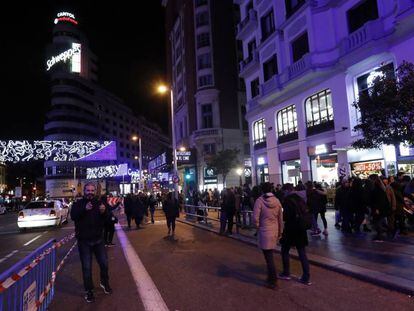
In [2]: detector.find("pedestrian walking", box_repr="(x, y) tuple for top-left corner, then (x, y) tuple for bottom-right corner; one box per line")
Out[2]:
(163, 192), (180, 236)
(369, 175), (391, 242)
(220, 188), (236, 235)
(279, 183), (311, 285)
(124, 194), (134, 229)
(70, 183), (112, 303)
(306, 182), (328, 236)
(149, 194), (157, 224)
(253, 182), (283, 290)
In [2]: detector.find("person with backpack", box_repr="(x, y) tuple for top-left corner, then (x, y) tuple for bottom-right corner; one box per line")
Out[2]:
(162, 192), (180, 236)
(278, 183), (311, 285)
(253, 182), (283, 290)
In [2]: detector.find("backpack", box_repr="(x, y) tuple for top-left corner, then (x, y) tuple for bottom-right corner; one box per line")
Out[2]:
(290, 194), (313, 230)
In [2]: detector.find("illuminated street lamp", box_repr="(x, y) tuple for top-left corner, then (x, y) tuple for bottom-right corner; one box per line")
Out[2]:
(131, 135), (142, 192)
(157, 83), (178, 199)
(236, 168), (243, 187)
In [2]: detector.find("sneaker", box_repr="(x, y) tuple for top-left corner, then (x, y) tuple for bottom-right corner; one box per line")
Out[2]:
(278, 273), (291, 280)
(85, 291), (95, 303)
(299, 278), (312, 286)
(311, 231), (320, 236)
(323, 229), (328, 236)
(107, 243), (115, 247)
(334, 223), (341, 229)
(372, 238), (384, 243)
(100, 282), (112, 295)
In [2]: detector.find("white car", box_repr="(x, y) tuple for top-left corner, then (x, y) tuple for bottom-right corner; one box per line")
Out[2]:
(17, 200), (69, 230)
(0, 204), (6, 215)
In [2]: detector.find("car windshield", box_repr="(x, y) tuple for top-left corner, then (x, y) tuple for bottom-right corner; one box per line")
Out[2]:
(24, 202), (54, 209)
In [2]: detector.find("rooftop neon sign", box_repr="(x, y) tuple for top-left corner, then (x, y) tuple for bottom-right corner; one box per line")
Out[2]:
(54, 12), (78, 25)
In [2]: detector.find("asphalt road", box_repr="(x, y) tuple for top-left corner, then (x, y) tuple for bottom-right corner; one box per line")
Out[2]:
(0, 211), (75, 274)
(48, 212), (413, 311)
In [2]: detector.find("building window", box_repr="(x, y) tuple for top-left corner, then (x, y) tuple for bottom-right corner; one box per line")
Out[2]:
(347, 0), (379, 33)
(197, 33), (210, 48)
(195, 0), (208, 7)
(253, 119), (266, 145)
(247, 39), (256, 59)
(305, 89), (334, 129)
(196, 11), (209, 27)
(291, 32), (309, 63)
(201, 104), (213, 128)
(277, 105), (298, 136)
(251, 78), (260, 98)
(199, 74), (213, 87)
(203, 143), (216, 155)
(263, 54), (278, 82)
(261, 9), (275, 42)
(198, 53), (211, 69)
(285, 0), (306, 18)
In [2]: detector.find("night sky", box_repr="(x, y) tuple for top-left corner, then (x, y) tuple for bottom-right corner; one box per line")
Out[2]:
(1, 0), (168, 140)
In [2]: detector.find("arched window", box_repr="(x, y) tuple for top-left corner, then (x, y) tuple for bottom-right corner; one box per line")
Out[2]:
(253, 119), (266, 145)
(277, 105), (297, 137)
(305, 89), (334, 131)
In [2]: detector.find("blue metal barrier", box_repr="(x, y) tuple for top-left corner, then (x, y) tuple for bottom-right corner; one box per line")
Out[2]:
(0, 239), (56, 311)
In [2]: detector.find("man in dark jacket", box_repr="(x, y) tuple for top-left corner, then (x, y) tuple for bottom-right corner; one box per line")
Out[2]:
(220, 188), (236, 235)
(71, 182), (111, 303)
(279, 184), (311, 285)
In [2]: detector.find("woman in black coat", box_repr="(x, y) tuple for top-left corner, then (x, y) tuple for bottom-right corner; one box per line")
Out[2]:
(163, 192), (180, 236)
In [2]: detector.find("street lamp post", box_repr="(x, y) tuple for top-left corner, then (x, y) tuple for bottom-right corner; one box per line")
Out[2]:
(132, 135), (142, 193)
(157, 85), (178, 200)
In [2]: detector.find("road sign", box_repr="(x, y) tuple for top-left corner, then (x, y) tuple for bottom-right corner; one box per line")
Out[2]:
(172, 175), (180, 184)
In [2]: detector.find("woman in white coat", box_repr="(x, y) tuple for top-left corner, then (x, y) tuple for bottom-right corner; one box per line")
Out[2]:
(253, 182), (283, 289)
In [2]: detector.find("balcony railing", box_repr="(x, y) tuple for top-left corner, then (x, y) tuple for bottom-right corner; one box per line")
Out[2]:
(193, 128), (221, 139)
(306, 120), (335, 136)
(261, 74), (281, 96)
(278, 132), (298, 144)
(288, 53), (311, 80)
(236, 9), (258, 40)
(239, 51), (259, 77)
(340, 19), (385, 56)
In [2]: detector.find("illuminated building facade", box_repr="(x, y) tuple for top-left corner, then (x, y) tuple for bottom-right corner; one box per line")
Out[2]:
(236, 0), (414, 185)
(44, 12), (169, 197)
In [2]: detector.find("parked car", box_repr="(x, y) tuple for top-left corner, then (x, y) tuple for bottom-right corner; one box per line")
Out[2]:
(17, 200), (69, 231)
(0, 204), (6, 215)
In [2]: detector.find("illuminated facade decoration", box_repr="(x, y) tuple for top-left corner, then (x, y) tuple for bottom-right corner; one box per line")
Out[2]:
(0, 141), (116, 162)
(87, 164), (128, 179)
(46, 43), (81, 71)
(54, 12), (78, 25)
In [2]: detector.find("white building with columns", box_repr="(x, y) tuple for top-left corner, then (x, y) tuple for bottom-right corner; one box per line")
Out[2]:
(235, 0), (414, 185)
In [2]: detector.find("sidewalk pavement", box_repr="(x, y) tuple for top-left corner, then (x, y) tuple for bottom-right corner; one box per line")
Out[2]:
(178, 209), (414, 296)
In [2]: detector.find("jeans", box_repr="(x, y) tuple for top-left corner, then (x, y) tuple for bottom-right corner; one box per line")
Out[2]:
(166, 216), (176, 232)
(150, 208), (155, 223)
(312, 212), (327, 231)
(281, 244), (310, 282)
(262, 249), (277, 285)
(78, 239), (109, 291)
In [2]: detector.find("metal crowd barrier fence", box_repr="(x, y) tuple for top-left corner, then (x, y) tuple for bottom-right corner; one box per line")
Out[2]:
(183, 204), (255, 232)
(0, 233), (76, 311)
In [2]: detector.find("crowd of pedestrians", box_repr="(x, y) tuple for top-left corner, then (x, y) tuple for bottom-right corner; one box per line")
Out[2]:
(182, 171), (414, 289)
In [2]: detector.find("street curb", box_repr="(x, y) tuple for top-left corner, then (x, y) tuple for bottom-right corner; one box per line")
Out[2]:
(177, 218), (414, 296)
